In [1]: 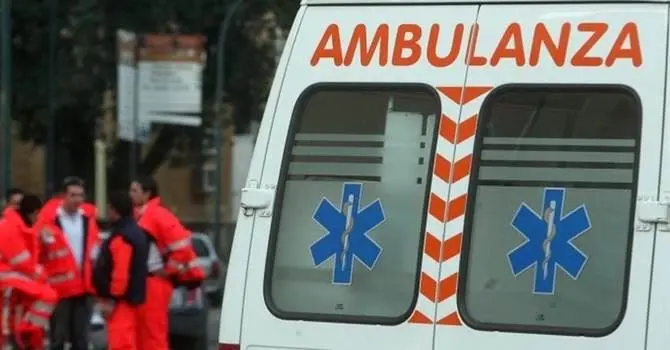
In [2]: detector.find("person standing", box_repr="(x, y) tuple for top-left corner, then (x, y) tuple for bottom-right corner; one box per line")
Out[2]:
(129, 176), (204, 350)
(37, 177), (100, 350)
(0, 194), (58, 349)
(93, 191), (149, 350)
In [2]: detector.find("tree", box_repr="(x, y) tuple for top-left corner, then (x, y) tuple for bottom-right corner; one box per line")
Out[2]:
(9, 0), (299, 193)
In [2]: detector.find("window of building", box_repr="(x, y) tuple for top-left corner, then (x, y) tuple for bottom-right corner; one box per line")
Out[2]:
(266, 84), (440, 323)
(458, 85), (641, 336)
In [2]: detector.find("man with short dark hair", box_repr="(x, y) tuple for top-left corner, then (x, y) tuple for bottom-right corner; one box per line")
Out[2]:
(38, 177), (100, 350)
(93, 191), (149, 350)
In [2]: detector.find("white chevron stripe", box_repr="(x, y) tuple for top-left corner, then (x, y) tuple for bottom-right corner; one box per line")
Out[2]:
(414, 295), (437, 319)
(430, 174), (450, 200)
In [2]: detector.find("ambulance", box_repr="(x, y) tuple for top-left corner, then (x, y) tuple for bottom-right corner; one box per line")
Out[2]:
(218, 0), (670, 349)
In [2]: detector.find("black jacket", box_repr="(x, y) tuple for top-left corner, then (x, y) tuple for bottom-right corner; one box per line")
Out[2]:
(93, 217), (150, 305)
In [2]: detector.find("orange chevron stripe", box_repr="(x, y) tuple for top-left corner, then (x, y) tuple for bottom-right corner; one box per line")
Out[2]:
(437, 273), (458, 302)
(439, 115), (457, 143)
(446, 195), (467, 222)
(456, 115), (477, 143)
(443, 233), (462, 262)
(428, 193), (447, 222)
(451, 155), (472, 183)
(434, 153), (450, 183)
(437, 86), (493, 105)
(424, 233), (441, 262)
(423, 232), (461, 263)
(439, 114), (478, 144)
(437, 312), (462, 325)
(434, 154), (472, 184)
(408, 311), (432, 324)
(419, 273), (437, 301)
(420, 273), (458, 303)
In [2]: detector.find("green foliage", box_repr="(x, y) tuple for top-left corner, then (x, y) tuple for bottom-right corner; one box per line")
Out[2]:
(9, 0), (299, 185)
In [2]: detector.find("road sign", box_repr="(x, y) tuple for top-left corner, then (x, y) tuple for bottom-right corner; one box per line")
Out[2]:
(137, 34), (205, 127)
(310, 183), (386, 285)
(508, 187), (592, 295)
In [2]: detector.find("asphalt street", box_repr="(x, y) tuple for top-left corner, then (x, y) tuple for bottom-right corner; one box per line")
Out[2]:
(208, 306), (222, 350)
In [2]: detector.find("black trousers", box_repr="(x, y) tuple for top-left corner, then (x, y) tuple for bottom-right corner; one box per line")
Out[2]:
(49, 294), (93, 350)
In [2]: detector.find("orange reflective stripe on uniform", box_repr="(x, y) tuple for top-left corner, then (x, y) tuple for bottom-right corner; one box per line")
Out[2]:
(166, 239), (190, 252)
(47, 248), (70, 260)
(47, 271), (75, 285)
(8, 251), (30, 266)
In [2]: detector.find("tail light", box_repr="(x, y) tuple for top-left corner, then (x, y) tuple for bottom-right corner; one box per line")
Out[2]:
(185, 289), (199, 306)
(211, 262), (221, 279)
(219, 344), (239, 350)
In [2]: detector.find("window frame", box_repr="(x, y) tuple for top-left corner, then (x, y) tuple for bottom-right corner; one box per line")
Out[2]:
(262, 82), (442, 325)
(456, 83), (643, 337)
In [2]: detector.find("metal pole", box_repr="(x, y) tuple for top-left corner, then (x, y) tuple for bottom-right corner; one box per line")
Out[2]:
(46, 0), (57, 197)
(1, 0), (11, 195)
(213, 0), (246, 243)
(130, 35), (140, 180)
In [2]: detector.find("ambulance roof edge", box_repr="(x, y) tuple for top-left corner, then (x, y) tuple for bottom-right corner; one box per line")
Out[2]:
(301, 0), (666, 5)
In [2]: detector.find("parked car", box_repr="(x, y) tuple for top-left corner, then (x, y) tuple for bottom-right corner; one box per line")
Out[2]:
(191, 232), (226, 301)
(168, 285), (209, 350)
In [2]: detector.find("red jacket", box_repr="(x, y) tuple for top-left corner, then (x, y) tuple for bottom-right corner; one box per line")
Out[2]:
(0, 210), (43, 280)
(108, 238), (132, 297)
(36, 207), (100, 298)
(137, 198), (204, 286)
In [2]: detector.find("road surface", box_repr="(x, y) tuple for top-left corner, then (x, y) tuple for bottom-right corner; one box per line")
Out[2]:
(208, 306), (221, 349)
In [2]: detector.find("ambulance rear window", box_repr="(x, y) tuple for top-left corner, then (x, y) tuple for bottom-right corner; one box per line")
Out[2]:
(458, 85), (640, 336)
(265, 84), (440, 323)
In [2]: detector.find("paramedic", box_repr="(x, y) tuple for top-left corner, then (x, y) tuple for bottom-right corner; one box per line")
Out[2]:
(93, 191), (149, 350)
(0, 194), (58, 349)
(38, 177), (100, 350)
(130, 176), (205, 350)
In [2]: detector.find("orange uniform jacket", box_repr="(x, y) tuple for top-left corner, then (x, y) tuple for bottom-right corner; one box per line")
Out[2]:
(107, 238), (133, 298)
(36, 208), (100, 298)
(0, 210), (43, 280)
(137, 198), (204, 285)
(0, 210), (57, 349)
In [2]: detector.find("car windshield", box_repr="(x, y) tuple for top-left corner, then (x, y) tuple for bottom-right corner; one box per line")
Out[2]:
(191, 237), (210, 257)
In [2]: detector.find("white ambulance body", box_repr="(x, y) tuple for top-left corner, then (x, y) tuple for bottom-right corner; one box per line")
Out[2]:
(218, 0), (670, 349)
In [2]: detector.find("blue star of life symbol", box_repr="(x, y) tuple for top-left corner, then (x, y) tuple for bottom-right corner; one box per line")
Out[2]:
(507, 188), (592, 295)
(309, 183), (386, 285)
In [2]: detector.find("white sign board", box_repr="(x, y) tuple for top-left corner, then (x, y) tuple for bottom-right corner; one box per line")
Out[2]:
(137, 34), (205, 127)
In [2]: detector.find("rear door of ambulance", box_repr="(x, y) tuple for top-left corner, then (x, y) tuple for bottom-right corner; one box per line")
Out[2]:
(433, 3), (666, 350)
(236, 1), (479, 349)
